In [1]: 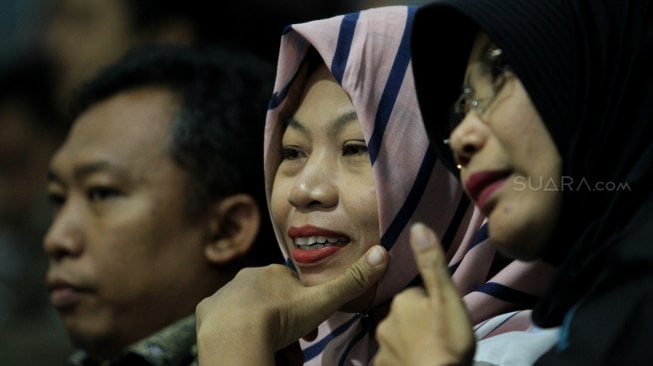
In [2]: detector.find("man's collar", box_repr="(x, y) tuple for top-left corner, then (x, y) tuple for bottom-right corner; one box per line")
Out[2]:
(70, 315), (196, 366)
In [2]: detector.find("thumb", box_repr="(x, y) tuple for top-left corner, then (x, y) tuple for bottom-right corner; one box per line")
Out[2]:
(314, 245), (389, 310)
(272, 246), (389, 349)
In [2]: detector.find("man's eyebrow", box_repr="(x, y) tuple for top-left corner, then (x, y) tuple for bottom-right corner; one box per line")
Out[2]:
(47, 161), (128, 184)
(73, 161), (130, 182)
(47, 170), (62, 184)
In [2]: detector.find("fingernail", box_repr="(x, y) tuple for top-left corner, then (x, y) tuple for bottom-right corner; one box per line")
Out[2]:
(367, 246), (385, 266)
(411, 223), (434, 252)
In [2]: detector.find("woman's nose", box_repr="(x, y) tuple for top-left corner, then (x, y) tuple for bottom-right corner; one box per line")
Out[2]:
(448, 113), (489, 168)
(288, 153), (339, 210)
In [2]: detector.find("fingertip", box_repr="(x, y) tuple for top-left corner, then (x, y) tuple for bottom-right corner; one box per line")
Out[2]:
(410, 222), (436, 252)
(366, 245), (388, 267)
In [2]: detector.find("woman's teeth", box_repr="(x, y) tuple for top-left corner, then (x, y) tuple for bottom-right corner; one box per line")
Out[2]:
(294, 236), (348, 250)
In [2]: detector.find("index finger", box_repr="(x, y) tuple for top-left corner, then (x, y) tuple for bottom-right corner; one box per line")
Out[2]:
(409, 222), (454, 298)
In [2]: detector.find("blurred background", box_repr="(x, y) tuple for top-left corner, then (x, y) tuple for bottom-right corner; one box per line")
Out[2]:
(0, 0), (430, 364)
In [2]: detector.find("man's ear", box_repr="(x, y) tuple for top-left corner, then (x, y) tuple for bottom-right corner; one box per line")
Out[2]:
(204, 194), (260, 265)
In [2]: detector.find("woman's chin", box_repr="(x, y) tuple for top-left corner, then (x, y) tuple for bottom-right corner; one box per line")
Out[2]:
(298, 271), (334, 287)
(297, 266), (378, 313)
(489, 212), (551, 261)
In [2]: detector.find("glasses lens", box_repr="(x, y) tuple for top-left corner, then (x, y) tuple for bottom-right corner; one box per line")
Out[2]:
(447, 46), (509, 139)
(449, 85), (472, 131)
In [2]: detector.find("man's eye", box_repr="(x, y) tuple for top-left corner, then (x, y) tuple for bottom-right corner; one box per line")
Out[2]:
(87, 187), (121, 201)
(281, 146), (304, 160)
(47, 192), (66, 207)
(343, 142), (368, 156)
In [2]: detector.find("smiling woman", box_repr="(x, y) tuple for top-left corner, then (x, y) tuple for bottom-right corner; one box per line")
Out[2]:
(259, 5), (557, 365)
(271, 62), (380, 294)
(262, 9), (483, 363)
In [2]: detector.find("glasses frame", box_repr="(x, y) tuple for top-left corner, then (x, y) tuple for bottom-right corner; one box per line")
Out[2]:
(447, 46), (512, 136)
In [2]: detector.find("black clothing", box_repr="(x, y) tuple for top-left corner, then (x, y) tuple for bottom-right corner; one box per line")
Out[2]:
(411, 0), (653, 364)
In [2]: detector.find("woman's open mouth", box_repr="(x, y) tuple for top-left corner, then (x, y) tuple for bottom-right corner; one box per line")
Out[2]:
(288, 225), (350, 264)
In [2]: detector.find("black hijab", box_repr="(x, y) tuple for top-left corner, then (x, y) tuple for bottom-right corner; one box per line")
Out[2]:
(411, 0), (653, 327)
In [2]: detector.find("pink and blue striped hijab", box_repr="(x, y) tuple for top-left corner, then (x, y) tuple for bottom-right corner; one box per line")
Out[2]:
(263, 6), (556, 365)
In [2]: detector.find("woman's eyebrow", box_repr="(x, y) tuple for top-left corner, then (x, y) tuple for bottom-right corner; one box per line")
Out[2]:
(328, 110), (358, 136)
(284, 110), (359, 137)
(284, 117), (307, 134)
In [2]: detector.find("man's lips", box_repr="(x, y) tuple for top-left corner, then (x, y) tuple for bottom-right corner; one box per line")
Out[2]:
(288, 225), (350, 265)
(465, 170), (511, 210)
(47, 279), (91, 309)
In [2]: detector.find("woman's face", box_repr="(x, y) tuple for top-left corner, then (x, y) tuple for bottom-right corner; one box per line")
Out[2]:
(449, 32), (562, 260)
(271, 63), (380, 289)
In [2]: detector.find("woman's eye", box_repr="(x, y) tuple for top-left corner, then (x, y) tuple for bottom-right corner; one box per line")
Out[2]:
(87, 187), (121, 202)
(281, 146), (304, 160)
(343, 142), (368, 156)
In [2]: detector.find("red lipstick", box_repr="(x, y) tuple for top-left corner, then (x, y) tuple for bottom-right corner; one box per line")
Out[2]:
(465, 171), (511, 210)
(288, 225), (347, 239)
(292, 246), (344, 264)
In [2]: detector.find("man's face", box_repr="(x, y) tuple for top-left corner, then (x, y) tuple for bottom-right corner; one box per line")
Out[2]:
(45, 87), (212, 356)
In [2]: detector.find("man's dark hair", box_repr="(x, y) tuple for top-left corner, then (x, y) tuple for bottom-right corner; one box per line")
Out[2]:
(71, 45), (279, 266)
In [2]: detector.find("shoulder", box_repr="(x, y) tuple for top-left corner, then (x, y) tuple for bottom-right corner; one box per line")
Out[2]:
(536, 266), (653, 365)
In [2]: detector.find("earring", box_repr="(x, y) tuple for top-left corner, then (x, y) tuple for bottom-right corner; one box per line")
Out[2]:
(443, 139), (462, 170)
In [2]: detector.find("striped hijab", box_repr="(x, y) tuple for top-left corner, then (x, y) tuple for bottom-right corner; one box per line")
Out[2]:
(264, 6), (555, 365)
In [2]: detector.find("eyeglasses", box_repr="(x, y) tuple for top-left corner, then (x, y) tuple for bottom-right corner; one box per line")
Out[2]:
(448, 46), (512, 133)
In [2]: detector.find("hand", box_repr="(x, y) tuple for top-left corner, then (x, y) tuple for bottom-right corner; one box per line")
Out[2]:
(196, 245), (389, 365)
(375, 223), (475, 366)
